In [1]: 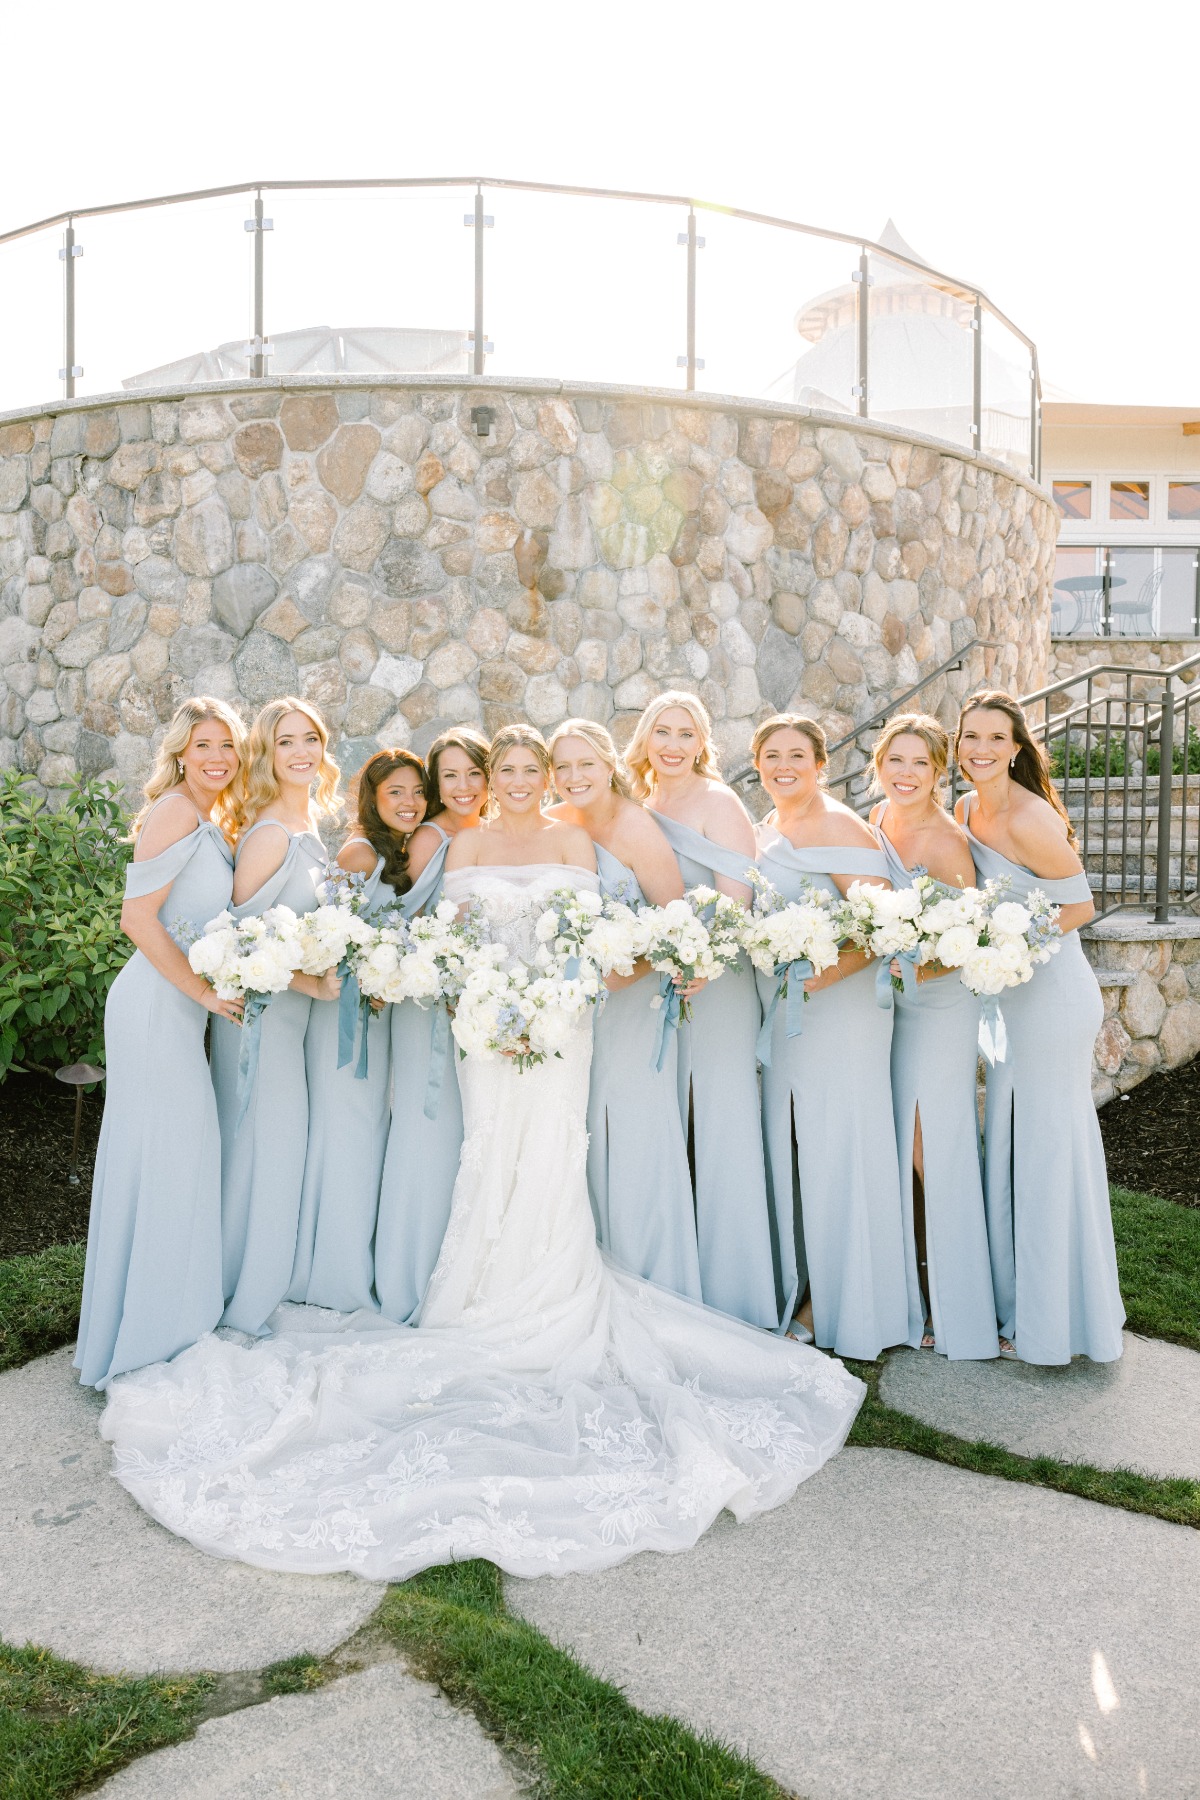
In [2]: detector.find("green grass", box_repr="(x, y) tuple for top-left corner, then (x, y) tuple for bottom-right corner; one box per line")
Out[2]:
(378, 1561), (791, 1800)
(260, 1653), (331, 1698)
(0, 1642), (212, 1800)
(0, 1243), (84, 1374)
(1110, 1184), (1200, 1352)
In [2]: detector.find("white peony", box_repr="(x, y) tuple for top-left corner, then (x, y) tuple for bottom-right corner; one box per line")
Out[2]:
(990, 901), (1033, 937)
(933, 925), (978, 968)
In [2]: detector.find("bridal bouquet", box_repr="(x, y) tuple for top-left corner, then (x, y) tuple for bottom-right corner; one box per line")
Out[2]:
(533, 885), (645, 982)
(641, 885), (747, 1068)
(182, 907), (305, 1120)
(451, 963), (596, 1072)
(917, 879), (1062, 1062)
(307, 870), (390, 1078)
(741, 870), (848, 1059)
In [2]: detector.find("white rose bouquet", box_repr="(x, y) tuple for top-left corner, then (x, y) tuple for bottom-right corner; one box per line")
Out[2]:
(844, 873), (987, 1008)
(640, 885), (747, 1069)
(182, 906), (305, 1120)
(926, 878), (1062, 1062)
(531, 885), (612, 980)
(741, 870), (848, 1060)
(306, 869), (388, 1079)
(451, 963), (595, 1073)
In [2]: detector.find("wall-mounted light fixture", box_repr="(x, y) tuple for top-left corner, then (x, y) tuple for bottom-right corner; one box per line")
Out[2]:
(471, 405), (496, 437)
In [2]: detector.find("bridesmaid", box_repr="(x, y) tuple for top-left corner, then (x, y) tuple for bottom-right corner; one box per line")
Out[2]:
(547, 718), (702, 1301)
(754, 713), (921, 1360)
(626, 691), (779, 1330)
(954, 690), (1124, 1364)
(75, 697), (246, 1388)
(374, 727), (489, 1323)
(868, 714), (999, 1359)
(290, 749), (428, 1314)
(211, 699), (341, 1336)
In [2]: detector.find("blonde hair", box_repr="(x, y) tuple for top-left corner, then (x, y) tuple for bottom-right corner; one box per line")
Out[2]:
(488, 723), (553, 786)
(547, 718), (634, 800)
(751, 712), (828, 767)
(626, 690), (721, 799)
(130, 696), (246, 842)
(871, 712), (950, 803)
(240, 698), (340, 825)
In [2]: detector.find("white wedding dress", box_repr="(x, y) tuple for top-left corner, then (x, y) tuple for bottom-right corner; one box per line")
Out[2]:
(101, 865), (864, 1580)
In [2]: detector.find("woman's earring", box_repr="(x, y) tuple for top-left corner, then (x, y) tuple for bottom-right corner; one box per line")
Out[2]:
(1010, 757), (1016, 769)
(176, 759), (185, 778)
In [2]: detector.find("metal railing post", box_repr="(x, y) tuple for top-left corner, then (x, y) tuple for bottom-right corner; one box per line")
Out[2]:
(58, 219), (82, 398)
(1155, 676), (1175, 922)
(252, 191), (265, 378)
(675, 211), (705, 389)
(855, 249), (869, 418)
(971, 299), (982, 453)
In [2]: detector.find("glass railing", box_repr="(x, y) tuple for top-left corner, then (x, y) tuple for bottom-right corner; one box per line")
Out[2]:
(0, 177), (1040, 477)
(1051, 545), (1200, 636)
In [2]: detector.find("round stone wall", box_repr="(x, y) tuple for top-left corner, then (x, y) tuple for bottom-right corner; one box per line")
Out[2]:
(0, 377), (1057, 796)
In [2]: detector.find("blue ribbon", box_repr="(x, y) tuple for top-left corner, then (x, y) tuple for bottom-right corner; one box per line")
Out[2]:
(335, 967), (373, 1081)
(756, 960), (813, 1065)
(423, 999), (451, 1121)
(978, 994), (1009, 1066)
(875, 947), (920, 1010)
(564, 954), (580, 979)
(234, 993), (270, 1131)
(651, 972), (682, 1071)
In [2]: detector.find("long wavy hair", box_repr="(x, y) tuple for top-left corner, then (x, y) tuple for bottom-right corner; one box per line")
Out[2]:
(955, 689), (1077, 848)
(240, 698), (340, 826)
(350, 749), (428, 894)
(871, 712), (950, 804)
(424, 727), (490, 821)
(129, 696), (246, 842)
(547, 717), (634, 800)
(626, 691), (722, 800)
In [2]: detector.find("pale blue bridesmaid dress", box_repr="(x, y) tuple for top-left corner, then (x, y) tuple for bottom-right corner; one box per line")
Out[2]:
(962, 795), (1124, 1363)
(590, 844), (702, 1300)
(756, 827), (922, 1360)
(289, 843), (394, 1314)
(210, 822), (326, 1336)
(75, 804), (232, 1388)
(374, 823), (465, 1324)
(875, 800), (998, 1359)
(651, 813), (780, 1330)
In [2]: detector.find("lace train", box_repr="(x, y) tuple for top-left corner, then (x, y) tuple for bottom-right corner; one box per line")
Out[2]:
(101, 867), (864, 1579)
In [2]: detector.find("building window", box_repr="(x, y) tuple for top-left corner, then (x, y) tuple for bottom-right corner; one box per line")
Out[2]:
(1167, 480), (1200, 521)
(1052, 478), (1091, 520)
(1109, 479), (1150, 521)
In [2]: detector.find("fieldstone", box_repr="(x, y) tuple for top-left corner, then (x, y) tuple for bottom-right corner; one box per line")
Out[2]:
(300, 658), (346, 709)
(86, 653), (133, 702)
(338, 629), (379, 683)
(613, 670), (659, 711)
(537, 398), (579, 454)
(107, 597), (148, 654)
(107, 442), (160, 492)
(315, 501), (381, 578)
(257, 597), (309, 643)
(317, 423), (382, 506)
(414, 450), (444, 495)
(131, 633), (169, 682)
(375, 537), (444, 599)
(1159, 998), (1200, 1066)
(280, 393), (339, 452)
(513, 469), (561, 531)
(1120, 974), (1167, 1040)
(344, 683), (394, 736)
(234, 632), (299, 704)
(368, 600), (412, 653)
(363, 452), (414, 505)
(293, 625), (342, 667)
(77, 729), (113, 776)
(232, 421), (285, 479)
(178, 397), (231, 443)
(0, 617), (42, 663)
(373, 653), (424, 701)
(524, 672), (569, 726)
(478, 659), (526, 704)
(212, 563), (279, 637)
(54, 619), (110, 668)
(170, 624), (237, 678)
(24, 688), (60, 726)
(95, 559), (135, 596)
(174, 501), (233, 579)
(426, 641), (478, 689)
(327, 574), (372, 628)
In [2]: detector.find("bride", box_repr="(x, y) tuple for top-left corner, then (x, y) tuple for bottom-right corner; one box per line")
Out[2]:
(102, 725), (864, 1581)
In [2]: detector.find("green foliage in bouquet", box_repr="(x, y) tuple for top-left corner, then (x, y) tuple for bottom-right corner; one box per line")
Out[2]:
(0, 771), (132, 1080)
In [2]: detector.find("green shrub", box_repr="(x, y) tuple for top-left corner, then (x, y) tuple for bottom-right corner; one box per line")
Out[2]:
(1048, 725), (1200, 781)
(0, 772), (133, 1081)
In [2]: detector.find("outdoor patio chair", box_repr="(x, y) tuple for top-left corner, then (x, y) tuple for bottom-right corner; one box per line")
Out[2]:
(1109, 566), (1163, 637)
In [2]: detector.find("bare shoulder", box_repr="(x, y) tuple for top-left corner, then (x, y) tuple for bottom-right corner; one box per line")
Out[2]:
(617, 799), (671, 848)
(134, 790), (201, 861)
(698, 780), (756, 851)
(337, 838), (379, 875)
(547, 819), (597, 868)
(444, 826), (484, 870)
(1007, 791), (1081, 875)
(867, 800), (884, 828)
(816, 796), (879, 849)
(953, 793), (971, 825)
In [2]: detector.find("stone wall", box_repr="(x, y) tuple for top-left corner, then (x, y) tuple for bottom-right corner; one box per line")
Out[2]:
(0, 377), (1058, 796)
(1047, 637), (1200, 702)
(1083, 914), (1200, 1103)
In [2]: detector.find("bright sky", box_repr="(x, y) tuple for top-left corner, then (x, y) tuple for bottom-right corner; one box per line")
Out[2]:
(1, 0), (1196, 417)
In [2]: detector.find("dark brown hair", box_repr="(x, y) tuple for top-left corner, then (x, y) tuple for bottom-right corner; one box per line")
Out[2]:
(352, 749), (428, 894)
(955, 689), (1078, 848)
(425, 727), (490, 820)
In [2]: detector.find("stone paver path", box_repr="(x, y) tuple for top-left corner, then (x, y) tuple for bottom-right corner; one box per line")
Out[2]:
(510, 1448), (1200, 1800)
(0, 1348), (384, 1674)
(879, 1331), (1200, 1479)
(95, 1663), (523, 1799)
